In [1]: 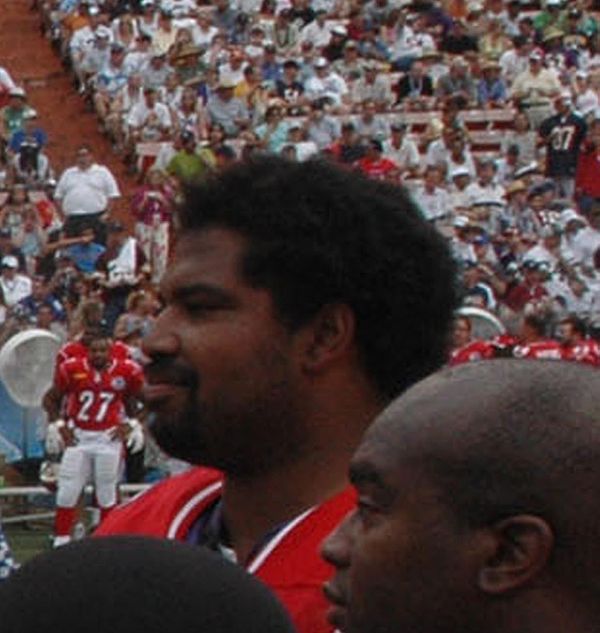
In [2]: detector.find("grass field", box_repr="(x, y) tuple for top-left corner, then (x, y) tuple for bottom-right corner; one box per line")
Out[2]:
(6, 521), (53, 564)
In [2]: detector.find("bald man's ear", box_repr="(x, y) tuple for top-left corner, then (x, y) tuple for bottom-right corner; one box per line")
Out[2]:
(478, 515), (554, 595)
(300, 303), (356, 373)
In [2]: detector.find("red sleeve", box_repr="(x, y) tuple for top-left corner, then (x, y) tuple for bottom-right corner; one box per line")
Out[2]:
(55, 358), (78, 393)
(124, 360), (144, 395)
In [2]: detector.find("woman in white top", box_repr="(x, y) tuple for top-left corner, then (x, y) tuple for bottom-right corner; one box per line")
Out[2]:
(171, 85), (209, 140)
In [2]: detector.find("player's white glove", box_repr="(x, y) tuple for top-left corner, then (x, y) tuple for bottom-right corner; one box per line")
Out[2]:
(45, 419), (66, 456)
(125, 418), (145, 454)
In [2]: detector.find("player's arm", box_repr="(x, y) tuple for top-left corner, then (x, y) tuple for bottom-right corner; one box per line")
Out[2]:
(118, 394), (145, 453)
(42, 383), (75, 450)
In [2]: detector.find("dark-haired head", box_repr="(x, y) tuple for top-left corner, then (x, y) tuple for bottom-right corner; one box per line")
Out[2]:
(178, 156), (457, 400)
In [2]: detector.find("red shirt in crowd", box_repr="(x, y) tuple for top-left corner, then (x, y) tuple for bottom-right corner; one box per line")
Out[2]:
(575, 139), (600, 198)
(355, 156), (398, 180)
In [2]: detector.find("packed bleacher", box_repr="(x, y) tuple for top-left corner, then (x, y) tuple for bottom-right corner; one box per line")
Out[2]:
(30, 0), (600, 365)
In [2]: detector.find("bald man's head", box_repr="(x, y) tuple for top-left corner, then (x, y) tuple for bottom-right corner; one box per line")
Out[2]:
(323, 361), (600, 633)
(372, 360), (600, 531)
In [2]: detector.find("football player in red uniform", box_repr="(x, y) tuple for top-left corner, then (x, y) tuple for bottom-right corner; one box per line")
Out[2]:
(44, 330), (144, 547)
(512, 313), (565, 360)
(449, 315), (497, 365)
(94, 157), (458, 633)
(54, 323), (131, 372)
(558, 315), (600, 367)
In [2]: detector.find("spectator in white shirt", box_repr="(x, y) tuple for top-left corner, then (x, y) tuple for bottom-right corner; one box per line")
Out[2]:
(54, 145), (121, 243)
(573, 71), (599, 120)
(299, 9), (332, 49)
(191, 12), (219, 48)
(126, 85), (171, 165)
(304, 57), (349, 109)
(412, 165), (450, 224)
(382, 121), (420, 177)
(0, 255), (31, 307)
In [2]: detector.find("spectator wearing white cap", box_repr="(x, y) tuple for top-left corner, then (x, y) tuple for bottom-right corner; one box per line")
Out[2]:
(94, 42), (131, 124)
(304, 57), (349, 108)
(68, 4), (102, 72)
(79, 26), (113, 86)
(0, 87), (32, 145)
(448, 166), (473, 215)
(450, 214), (477, 264)
(465, 158), (506, 232)
(136, 0), (159, 37)
(322, 24), (347, 62)
(0, 255), (32, 307)
(560, 208), (600, 270)
(510, 49), (561, 128)
(206, 77), (249, 136)
(573, 71), (598, 120)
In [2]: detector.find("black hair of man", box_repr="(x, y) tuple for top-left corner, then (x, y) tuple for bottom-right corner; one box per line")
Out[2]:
(0, 536), (295, 633)
(179, 156), (457, 400)
(369, 359), (600, 607)
(523, 312), (549, 338)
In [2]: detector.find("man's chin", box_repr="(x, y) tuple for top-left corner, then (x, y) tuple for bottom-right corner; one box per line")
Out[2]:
(147, 412), (209, 466)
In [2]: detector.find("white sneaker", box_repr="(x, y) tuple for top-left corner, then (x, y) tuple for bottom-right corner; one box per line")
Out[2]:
(53, 535), (72, 548)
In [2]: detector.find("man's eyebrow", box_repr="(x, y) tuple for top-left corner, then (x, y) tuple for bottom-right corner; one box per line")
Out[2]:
(170, 283), (237, 305)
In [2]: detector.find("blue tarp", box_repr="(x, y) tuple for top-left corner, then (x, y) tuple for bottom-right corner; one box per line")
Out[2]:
(0, 381), (44, 462)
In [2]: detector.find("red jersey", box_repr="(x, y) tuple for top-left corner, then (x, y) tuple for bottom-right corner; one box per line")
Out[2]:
(56, 357), (144, 431)
(449, 339), (496, 365)
(512, 340), (566, 360)
(503, 282), (548, 313)
(55, 340), (131, 373)
(562, 339), (600, 367)
(95, 467), (356, 633)
(356, 157), (398, 180)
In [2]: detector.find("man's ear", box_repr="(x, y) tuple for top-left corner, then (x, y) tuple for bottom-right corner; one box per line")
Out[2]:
(300, 303), (356, 373)
(478, 515), (554, 595)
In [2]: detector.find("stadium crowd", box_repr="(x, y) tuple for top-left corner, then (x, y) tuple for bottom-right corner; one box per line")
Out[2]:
(1, 0), (600, 583)
(27, 0), (600, 367)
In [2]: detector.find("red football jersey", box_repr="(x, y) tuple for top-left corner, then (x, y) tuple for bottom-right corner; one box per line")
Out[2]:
(95, 467), (356, 633)
(562, 340), (600, 367)
(449, 339), (496, 366)
(512, 340), (566, 360)
(56, 357), (144, 431)
(55, 340), (131, 374)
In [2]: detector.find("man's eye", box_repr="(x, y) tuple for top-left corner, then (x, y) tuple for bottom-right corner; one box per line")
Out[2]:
(184, 303), (219, 316)
(356, 498), (380, 524)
